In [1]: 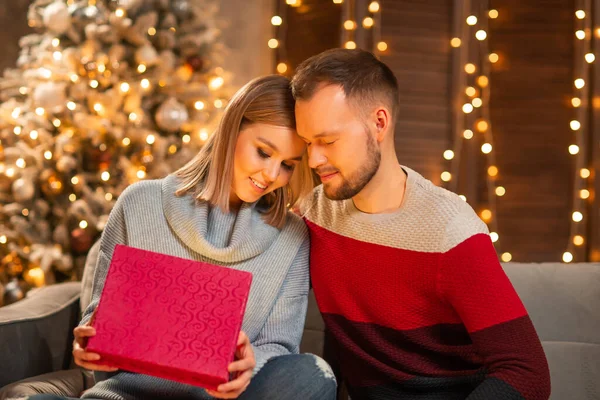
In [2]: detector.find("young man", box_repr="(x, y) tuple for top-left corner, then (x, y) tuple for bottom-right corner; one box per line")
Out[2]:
(292, 49), (550, 400)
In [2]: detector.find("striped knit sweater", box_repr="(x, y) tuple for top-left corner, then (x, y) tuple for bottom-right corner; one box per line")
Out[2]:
(301, 166), (550, 400)
(79, 174), (310, 400)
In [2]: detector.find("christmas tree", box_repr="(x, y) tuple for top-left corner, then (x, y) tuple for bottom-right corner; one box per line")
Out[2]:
(0, 0), (233, 306)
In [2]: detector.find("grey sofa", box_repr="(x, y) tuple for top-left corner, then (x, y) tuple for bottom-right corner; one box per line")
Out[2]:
(1, 241), (598, 399)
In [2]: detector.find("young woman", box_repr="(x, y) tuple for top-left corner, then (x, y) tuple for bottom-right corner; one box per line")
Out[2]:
(29, 75), (336, 400)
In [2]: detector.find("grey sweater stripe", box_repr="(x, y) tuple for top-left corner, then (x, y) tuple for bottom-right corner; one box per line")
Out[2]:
(80, 175), (310, 400)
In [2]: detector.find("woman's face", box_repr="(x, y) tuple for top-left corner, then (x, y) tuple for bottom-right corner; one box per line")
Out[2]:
(230, 123), (306, 207)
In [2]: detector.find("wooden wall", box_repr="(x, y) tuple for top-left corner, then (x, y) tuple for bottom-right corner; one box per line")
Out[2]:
(282, 0), (597, 262)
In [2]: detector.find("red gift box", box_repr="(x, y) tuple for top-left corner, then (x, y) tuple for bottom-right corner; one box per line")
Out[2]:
(85, 244), (253, 390)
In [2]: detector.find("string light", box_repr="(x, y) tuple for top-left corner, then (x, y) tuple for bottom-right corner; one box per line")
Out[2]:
(271, 16), (283, 26)
(443, 150), (455, 160)
(572, 97), (581, 107)
(67, 101), (76, 111)
(576, 30), (586, 40)
(137, 64), (147, 73)
(448, 6), (505, 258)
(52, 38), (60, 47)
(441, 172), (452, 182)
(368, 1), (380, 13)
(209, 76), (224, 90)
(268, 38), (279, 49)
(122, 137), (131, 146)
(574, 78), (585, 88)
(214, 99), (224, 108)
(101, 171), (110, 181)
(146, 134), (155, 145)
(570, 120), (581, 130)
(115, 8), (125, 17)
(466, 15), (478, 25)
(79, 220), (88, 229)
(344, 20), (357, 30)
(182, 134), (191, 143)
(105, 193), (113, 201)
(14, 126), (22, 135)
(580, 168), (590, 178)
(16, 158), (26, 168)
(30, 130), (39, 140)
(69, 194), (77, 202)
(575, 10), (586, 19)
(141, 78), (150, 89)
(585, 53), (595, 63)
(44, 151), (52, 160)
(563, 252), (574, 263)
(277, 63), (288, 73)
(35, 107), (45, 116)
(569, 144), (580, 155)
(90, 80), (99, 88)
(363, 17), (374, 28)
(376, 42), (388, 51)
(199, 129), (209, 141)
(194, 101), (205, 110)
(53, 119), (61, 127)
(148, 27), (156, 36)
(580, 189), (590, 199)
(346, 41), (357, 49)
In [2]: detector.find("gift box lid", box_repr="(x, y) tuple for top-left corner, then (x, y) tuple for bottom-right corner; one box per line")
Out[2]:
(86, 244), (253, 390)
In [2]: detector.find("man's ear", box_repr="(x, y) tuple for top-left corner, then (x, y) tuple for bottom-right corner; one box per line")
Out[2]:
(374, 108), (391, 142)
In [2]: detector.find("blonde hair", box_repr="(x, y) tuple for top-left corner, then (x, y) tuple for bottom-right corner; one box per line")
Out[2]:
(174, 75), (314, 229)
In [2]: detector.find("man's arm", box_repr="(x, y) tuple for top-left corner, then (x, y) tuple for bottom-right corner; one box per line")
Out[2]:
(439, 217), (550, 400)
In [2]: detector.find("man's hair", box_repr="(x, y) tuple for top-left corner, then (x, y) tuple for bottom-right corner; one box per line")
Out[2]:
(291, 48), (399, 119)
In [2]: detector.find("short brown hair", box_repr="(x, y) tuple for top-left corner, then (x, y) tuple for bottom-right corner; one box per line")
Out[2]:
(291, 49), (399, 119)
(174, 75), (313, 229)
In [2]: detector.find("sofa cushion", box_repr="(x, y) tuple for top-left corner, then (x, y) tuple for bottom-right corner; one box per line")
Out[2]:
(0, 282), (80, 388)
(542, 341), (600, 400)
(502, 262), (600, 344)
(0, 369), (91, 400)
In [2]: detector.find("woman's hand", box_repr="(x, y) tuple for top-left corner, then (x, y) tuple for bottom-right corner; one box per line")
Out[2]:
(206, 331), (256, 399)
(72, 315), (118, 372)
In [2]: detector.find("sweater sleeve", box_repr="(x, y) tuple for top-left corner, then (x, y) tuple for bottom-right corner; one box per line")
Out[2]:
(79, 195), (128, 326)
(250, 236), (310, 374)
(438, 211), (550, 400)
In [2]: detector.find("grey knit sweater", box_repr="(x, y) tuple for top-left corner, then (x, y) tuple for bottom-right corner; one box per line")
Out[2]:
(79, 174), (310, 400)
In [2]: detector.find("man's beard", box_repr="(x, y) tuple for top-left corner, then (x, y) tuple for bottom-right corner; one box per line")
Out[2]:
(322, 132), (381, 200)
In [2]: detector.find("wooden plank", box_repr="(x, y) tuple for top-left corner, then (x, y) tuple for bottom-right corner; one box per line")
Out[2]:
(588, 0), (600, 261)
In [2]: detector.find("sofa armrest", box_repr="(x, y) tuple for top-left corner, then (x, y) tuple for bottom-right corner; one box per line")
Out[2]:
(0, 282), (81, 388)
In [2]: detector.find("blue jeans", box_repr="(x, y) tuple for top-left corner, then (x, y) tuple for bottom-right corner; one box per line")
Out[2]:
(28, 353), (336, 400)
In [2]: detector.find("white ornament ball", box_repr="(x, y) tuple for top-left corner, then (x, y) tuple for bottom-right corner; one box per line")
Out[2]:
(34, 82), (67, 113)
(43, 1), (72, 34)
(135, 44), (159, 66)
(12, 178), (35, 203)
(155, 98), (188, 132)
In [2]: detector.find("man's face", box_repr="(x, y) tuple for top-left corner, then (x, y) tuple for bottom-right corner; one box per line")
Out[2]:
(295, 85), (381, 200)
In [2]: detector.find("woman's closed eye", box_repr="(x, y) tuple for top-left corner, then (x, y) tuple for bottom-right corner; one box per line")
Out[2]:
(257, 148), (295, 171)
